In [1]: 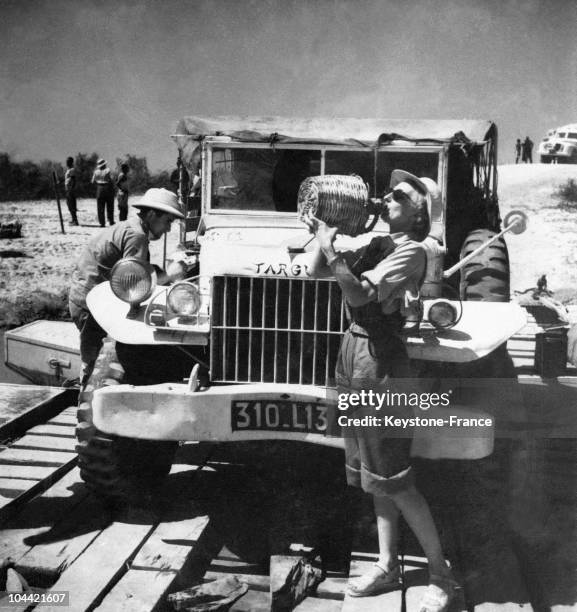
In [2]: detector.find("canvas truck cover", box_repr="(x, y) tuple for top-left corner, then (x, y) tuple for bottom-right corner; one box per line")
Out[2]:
(172, 116), (496, 169)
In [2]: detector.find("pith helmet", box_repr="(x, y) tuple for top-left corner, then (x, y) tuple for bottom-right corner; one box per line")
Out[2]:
(132, 188), (185, 219)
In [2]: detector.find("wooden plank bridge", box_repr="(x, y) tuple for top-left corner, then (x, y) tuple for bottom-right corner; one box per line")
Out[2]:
(0, 327), (576, 610)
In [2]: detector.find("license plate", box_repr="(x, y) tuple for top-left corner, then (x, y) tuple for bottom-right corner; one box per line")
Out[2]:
(231, 400), (328, 434)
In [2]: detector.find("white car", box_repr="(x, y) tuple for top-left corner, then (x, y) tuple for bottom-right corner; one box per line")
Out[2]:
(538, 123), (577, 163)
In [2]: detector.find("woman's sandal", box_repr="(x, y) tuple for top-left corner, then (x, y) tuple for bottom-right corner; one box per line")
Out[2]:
(347, 563), (401, 597)
(419, 573), (461, 612)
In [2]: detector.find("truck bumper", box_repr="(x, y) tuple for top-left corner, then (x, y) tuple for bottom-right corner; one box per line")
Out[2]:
(92, 382), (495, 460)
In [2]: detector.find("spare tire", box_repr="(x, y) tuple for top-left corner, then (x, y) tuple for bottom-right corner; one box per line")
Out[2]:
(459, 229), (510, 302)
(75, 339), (177, 505)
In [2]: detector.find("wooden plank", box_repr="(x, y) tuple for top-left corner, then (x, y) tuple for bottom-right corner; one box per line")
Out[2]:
(0, 467), (88, 564)
(205, 553), (269, 589)
(94, 571), (177, 612)
(10, 500), (107, 587)
(47, 413), (77, 426)
(295, 597), (342, 611)
(96, 514), (212, 612)
(230, 589), (271, 612)
(11, 434), (76, 452)
(0, 478), (38, 504)
(0, 464), (58, 480)
(59, 407), (78, 416)
(131, 514), (210, 572)
(82, 444), (216, 611)
(0, 447), (73, 466)
(0, 456), (77, 520)
(0, 416), (78, 519)
(26, 424), (76, 437)
(41, 509), (155, 611)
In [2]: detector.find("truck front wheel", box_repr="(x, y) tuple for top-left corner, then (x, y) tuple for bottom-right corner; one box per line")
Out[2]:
(75, 339), (177, 505)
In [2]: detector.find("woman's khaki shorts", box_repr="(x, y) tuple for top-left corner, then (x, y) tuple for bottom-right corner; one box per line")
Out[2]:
(335, 328), (415, 496)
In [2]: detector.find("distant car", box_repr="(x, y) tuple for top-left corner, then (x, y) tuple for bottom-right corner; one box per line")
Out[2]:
(538, 124), (577, 163)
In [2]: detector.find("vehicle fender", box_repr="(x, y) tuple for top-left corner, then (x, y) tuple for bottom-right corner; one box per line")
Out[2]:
(86, 282), (208, 346)
(406, 301), (527, 362)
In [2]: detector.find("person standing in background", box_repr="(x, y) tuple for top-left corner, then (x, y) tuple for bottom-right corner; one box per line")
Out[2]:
(515, 139), (522, 164)
(116, 163), (130, 221)
(64, 156), (79, 225)
(523, 136), (534, 163)
(92, 158), (115, 227)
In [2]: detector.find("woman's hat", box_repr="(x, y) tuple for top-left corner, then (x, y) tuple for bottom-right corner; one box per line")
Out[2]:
(390, 169), (441, 220)
(389, 169), (438, 240)
(390, 169), (430, 198)
(97, 158), (107, 168)
(132, 188), (185, 219)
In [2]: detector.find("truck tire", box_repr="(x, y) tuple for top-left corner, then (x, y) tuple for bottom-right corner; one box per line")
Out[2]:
(459, 229), (510, 303)
(75, 339), (177, 505)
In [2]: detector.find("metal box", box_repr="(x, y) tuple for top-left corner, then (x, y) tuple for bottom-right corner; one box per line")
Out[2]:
(4, 321), (80, 386)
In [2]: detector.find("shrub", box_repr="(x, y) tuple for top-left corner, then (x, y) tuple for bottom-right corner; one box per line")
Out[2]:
(554, 179), (577, 210)
(0, 288), (70, 330)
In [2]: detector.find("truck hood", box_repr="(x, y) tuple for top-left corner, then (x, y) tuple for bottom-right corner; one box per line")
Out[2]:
(198, 216), (380, 278)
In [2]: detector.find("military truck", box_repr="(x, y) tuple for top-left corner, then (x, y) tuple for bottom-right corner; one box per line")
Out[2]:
(75, 117), (527, 501)
(538, 123), (577, 164)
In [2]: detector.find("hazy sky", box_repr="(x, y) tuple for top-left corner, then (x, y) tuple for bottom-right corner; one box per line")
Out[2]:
(1, 0), (576, 170)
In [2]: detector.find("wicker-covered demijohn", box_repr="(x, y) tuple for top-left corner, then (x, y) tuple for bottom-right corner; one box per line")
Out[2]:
(297, 175), (371, 236)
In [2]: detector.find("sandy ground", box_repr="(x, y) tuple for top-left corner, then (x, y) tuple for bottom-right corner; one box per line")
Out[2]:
(0, 199), (180, 328)
(1, 163), (576, 329)
(498, 164), (577, 300)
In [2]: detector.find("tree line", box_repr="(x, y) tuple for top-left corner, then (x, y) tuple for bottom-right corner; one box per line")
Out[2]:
(0, 152), (175, 201)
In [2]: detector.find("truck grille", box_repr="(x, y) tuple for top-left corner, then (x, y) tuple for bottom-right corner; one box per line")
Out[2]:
(211, 276), (346, 386)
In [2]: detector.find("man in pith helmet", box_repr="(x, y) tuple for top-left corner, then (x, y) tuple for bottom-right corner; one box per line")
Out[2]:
(69, 188), (185, 385)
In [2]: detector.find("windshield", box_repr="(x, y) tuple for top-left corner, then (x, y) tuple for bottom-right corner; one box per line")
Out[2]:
(209, 145), (440, 213)
(211, 148), (320, 211)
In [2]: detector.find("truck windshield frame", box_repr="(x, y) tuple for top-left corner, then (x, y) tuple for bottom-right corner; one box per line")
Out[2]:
(204, 141), (445, 216)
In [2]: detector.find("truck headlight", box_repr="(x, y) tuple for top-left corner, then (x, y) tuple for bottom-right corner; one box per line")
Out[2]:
(167, 281), (201, 316)
(110, 258), (156, 305)
(427, 299), (459, 329)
